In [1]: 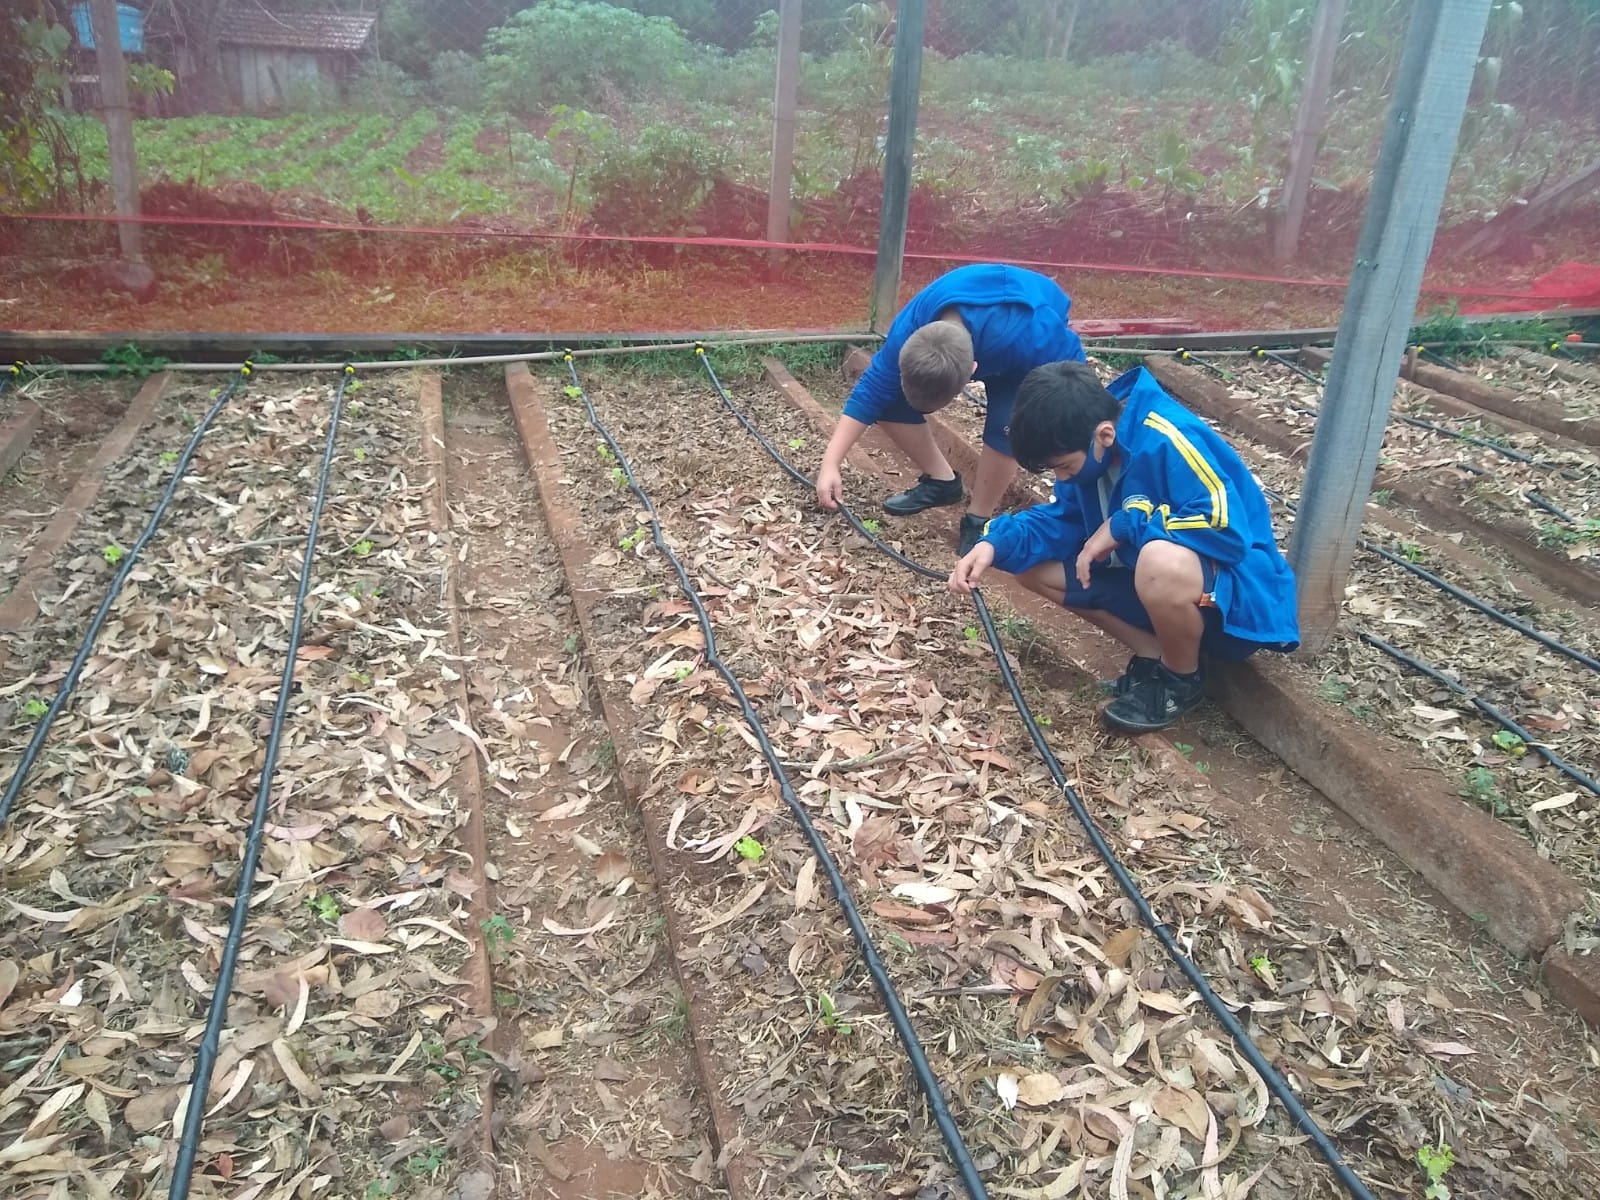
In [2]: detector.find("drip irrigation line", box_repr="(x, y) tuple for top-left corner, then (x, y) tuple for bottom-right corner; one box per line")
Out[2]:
(0, 365), (252, 827)
(561, 354), (986, 1200)
(1525, 491), (1579, 525)
(167, 366), (356, 1200)
(694, 349), (1378, 1200)
(24, 333), (868, 376)
(1359, 542), (1599, 674)
(1417, 345), (1463, 372)
(1174, 357), (1600, 659)
(1358, 633), (1600, 798)
(1245, 348), (1578, 476)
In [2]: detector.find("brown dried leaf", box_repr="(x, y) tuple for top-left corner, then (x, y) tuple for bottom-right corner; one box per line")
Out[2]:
(594, 852), (631, 885)
(339, 907), (387, 942)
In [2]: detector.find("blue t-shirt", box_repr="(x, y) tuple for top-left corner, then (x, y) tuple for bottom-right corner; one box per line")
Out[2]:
(843, 264), (1085, 441)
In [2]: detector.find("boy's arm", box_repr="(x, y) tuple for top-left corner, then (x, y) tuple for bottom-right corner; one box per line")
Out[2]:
(981, 485), (1083, 575)
(1107, 426), (1250, 564)
(815, 416), (870, 509)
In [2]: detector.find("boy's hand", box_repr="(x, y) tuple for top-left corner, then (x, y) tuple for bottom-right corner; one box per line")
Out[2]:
(1075, 519), (1119, 588)
(949, 541), (995, 594)
(816, 463), (844, 511)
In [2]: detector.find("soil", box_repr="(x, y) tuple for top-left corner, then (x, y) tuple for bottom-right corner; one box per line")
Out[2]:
(0, 377), (134, 595)
(437, 373), (729, 1198)
(531, 358), (1600, 1198)
(3, 360), (1598, 1200)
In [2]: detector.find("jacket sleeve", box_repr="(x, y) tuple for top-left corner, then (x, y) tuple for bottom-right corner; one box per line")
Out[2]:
(981, 486), (1082, 575)
(1107, 419), (1250, 565)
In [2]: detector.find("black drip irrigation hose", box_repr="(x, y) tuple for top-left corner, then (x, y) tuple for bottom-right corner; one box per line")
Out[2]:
(1525, 490), (1580, 526)
(561, 354), (988, 1200)
(167, 365), (356, 1200)
(1359, 541), (1599, 674)
(1358, 632), (1600, 798)
(694, 349), (1378, 1200)
(0, 364), (252, 827)
(1243, 348), (1584, 480)
(1176, 352), (1600, 674)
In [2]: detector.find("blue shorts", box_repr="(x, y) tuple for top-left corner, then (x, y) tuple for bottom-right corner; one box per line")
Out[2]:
(1067, 558), (1263, 662)
(876, 378), (1019, 456)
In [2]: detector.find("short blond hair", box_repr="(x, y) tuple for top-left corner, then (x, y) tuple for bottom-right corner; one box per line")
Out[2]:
(899, 321), (973, 413)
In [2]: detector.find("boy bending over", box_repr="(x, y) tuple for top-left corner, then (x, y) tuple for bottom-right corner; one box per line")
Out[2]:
(949, 361), (1299, 732)
(817, 263), (1085, 556)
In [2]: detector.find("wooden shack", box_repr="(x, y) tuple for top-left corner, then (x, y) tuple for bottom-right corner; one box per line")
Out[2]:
(218, 8), (377, 112)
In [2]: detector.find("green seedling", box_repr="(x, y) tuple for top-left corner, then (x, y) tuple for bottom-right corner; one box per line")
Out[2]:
(1037, 715), (1052, 727)
(101, 543), (126, 566)
(404, 1147), (447, 1176)
(817, 990), (852, 1036)
(619, 528), (647, 552)
(159, 450), (179, 466)
(364, 1181), (396, 1200)
(734, 836), (765, 862)
(565, 385), (584, 399)
(563, 633), (581, 655)
(353, 446), (368, 463)
(1248, 952), (1277, 987)
(1491, 729), (1527, 757)
(596, 737), (617, 768)
(963, 626), (980, 643)
(1174, 742), (1195, 759)
(1417, 1143), (1455, 1199)
(348, 670), (372, 688)
(610, 467), (627, 489)
(596, 441), (615, 462)
(481, 914), (515, 959)
(1372, 489), (1394, 507)
(21, 698), (49, 720)
(1318, 678), (1350, 704)
(353, 540), (375, 556)
(673, 665), (693, 682)
(1460, 766), (1506, 815)
(306, 894), (340, 923)
(788, 437), (805, 450)
(861, 518), (882, 534)
(1400, 543), (1425, 562)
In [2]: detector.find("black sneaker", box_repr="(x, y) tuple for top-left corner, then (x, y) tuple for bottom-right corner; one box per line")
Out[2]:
(1105, 655), (1161, 697)
(883, 472), (964, 516)
(957, 513), (986, 557)
(1102, 663), (1206, 732)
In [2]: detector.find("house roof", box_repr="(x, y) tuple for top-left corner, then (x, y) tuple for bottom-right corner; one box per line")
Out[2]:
(217, 8), (377, 53)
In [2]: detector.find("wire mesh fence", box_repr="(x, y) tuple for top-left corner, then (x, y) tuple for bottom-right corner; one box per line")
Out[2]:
(4, 0), (1600, 334)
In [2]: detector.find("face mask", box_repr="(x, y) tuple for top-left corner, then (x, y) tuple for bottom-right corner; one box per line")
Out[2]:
(1073, 440), (1116, 485)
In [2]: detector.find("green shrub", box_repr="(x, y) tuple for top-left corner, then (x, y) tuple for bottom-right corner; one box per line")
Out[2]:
(430, 50), (487, 111)
(586, 123), (727, 233)
(484, 1), (690, 114)
(346, 61), (422, 115)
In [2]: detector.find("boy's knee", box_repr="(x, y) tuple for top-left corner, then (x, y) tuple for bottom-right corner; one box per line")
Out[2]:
(1135, 540), (1203, 601)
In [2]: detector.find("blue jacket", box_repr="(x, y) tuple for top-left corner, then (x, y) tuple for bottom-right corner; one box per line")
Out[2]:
(842, 264), (1085, 426)
(981, 367), (1300, 651)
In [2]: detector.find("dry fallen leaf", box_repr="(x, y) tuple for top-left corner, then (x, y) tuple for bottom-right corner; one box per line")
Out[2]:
(594, 852), (631, 885)
(340, 907), (387, 942)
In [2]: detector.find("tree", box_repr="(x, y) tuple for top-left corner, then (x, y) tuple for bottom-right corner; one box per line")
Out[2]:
(1, 1), (76, 206)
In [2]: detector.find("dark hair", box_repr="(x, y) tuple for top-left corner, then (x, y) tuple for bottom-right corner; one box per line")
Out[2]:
(1009, 361), (1122, 472)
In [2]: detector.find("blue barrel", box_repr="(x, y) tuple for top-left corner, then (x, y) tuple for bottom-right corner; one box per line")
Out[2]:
(71, 4), (146, 54)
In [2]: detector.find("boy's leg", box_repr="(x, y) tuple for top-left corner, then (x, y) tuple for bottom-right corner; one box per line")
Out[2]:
(1131, 540), (1206, 674)
(969, 446), (1019, 519)
(879, 420), (956, 482)
(1013, 562), (1163, 660)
